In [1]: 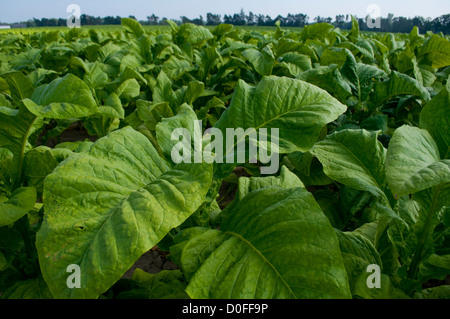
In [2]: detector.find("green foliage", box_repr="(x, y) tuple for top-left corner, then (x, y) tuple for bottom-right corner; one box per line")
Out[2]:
(0, 19), (449, 300)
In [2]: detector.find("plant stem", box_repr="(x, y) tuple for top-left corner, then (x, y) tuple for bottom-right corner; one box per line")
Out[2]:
(16, 216), (38, 277)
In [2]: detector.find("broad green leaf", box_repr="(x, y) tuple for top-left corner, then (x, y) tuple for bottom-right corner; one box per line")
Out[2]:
(349, 16), (359, 42)
(128, 269), (189, 299)
(335, 229), (382, 292)
(419, 254), (450, 282)
(184, 81), (206, 105)
(321, 47), (354, 68)
(352, 271), (410, 299)
(1, 71), (34, 101)
(99, 92), (125, 119)
(0, 105), (44, 184)
(0, 187), (36, 227)
(311, 129), (387, 198)
(212, 24), (233, 38)
(136, 100), (174, 131)
(242, 46), (276, 76)
(173, 187), (351, 299)
(370, 71), (431, 108)
(419, 82), (450, 159)
(407, 185), (450, 278)
(214, 76), (347, 154)
(236, 166), (304, 201)
(2, 72), (34, 101)
(297, 65), (353, 102)
(27, 68), (57, 87)
(361, 115), (388, 134)
(274, 38), (303, 57)
(36, 127), (213, 299)
(177, 23), (214, 45)
(121, 18), (145, 38)
(116, 78), (140, 101)
(279, 53), (312, 77)
(24, 146), (72, 194)
(162, 56), (196, 80)
(151, 70), (178, 111)
(0, 277), (53, 299)
(9, 48), (41, 71)
(22, 73), (98, 119)
(385, 125), (450, 197)
(156, 104), (201, 161)
(419, 34), (450, 69)
(414, 286), (450, 299)
(83, 61), (109, 89)
(301, 23), (334, 41)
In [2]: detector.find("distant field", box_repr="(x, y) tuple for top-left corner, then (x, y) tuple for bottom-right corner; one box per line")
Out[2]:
(0, 24), (305, 35)
(0, 24), (395, 37)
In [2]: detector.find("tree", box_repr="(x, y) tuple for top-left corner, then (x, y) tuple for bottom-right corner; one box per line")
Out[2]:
(181, 16), (191, 24)
(147, 14), (159, 25)
(335, 15), (345, 28)
(247, 11), (255, 25)
(191, 15), (204, 25)
(206, 13), (221, 25)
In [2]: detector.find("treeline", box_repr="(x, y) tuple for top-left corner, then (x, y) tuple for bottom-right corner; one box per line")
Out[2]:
(17, 10), (450, 34)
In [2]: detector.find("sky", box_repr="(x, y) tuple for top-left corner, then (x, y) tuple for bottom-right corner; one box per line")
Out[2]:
(0, 0), (448, 23)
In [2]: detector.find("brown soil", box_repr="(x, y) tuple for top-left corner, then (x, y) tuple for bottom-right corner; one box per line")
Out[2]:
(38, 121), (98, 148)
(121, 247), (179, 279)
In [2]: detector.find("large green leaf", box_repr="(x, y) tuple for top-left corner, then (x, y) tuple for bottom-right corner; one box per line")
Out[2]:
(1, 71), (34, 101)
(0, 187), (36, 227)
(156, 103), (201, 162)
(0, 106), (35, 157)
(370, 71), (431, 108)
(121, 18), (145, 38)
(242, 46), (276, 76)
(301, 23), (334, 41)
(0, 277), (53, 299)
(419, 82), (450, 159)
(311, 129), (387, 198)
(335, 229), (382, 292)
(177, 23), (214, 45)
(0, 74), (99, 186)
(414, 286), (450, 299)
(385, 125), (450, 197)
(0, 105), (44, 185)
(36, 127), (213, 299)
(214, 76), (347, 154)
(236, 166), (304, 201)
(24, 146), (72, 194)
(419, 34), (450, 69)
(297, 65), (353, 102)
(172, 187), (351, 299)
(22, 73), (98, 119)
(128, 269), (189, 299)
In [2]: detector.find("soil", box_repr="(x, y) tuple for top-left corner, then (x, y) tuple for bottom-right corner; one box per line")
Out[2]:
(121, 247), (180, 279)
(422, 275), (450, 289)
(37, 121), (98, 148)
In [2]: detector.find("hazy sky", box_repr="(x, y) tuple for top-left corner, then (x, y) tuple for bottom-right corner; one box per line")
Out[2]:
(0, 0), (448, 23)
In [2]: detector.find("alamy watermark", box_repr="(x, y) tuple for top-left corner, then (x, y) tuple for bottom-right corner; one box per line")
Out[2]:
(170, 121), (280, 175)
(67, 4), (81, 28)
(366, 4), (382, 29)
(66, 264), (81, 288)
(366, 264), (381, 288)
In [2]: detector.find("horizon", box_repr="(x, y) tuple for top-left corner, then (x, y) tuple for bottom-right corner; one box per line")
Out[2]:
(0, 0), (448, 24)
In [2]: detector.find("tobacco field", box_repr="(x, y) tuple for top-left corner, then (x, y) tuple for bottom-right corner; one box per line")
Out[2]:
(0, 17), (449, 299)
